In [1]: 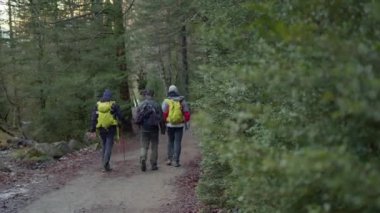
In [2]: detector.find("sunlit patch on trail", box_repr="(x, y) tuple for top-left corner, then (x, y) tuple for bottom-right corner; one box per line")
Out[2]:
(0, 185), (28, 200)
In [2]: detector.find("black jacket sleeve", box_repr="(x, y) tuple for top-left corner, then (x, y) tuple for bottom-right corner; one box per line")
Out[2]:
(111, 103), (127, 127)
(90, 105), (98, 132)
(156, 103), (166, 134)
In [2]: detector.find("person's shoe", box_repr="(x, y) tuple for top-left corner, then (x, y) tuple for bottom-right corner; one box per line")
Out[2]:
(166, 160), (172, 166)
(141, 160), (146, 172)
(174, 162), (181, 167)
(102, 168), (112, 172)
(103, 164), (112, 172)
(152, 165), (158, 171)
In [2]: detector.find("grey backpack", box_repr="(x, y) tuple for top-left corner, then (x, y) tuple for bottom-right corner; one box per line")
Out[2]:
(136, 101), (161, 126)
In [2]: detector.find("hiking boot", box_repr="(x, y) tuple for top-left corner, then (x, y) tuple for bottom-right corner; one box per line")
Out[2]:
(174, 162), (181, 167)
(102, 168), (112, 172)
(166, 160), (172, 166)
(104, 163), (112, 172)
(141, 160), (146, 172)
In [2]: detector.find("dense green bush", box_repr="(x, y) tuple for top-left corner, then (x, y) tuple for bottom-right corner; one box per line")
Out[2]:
(193, 0), (380, 212)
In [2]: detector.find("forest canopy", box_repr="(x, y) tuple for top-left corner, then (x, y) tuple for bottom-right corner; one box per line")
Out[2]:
(1, 0), (380, 212)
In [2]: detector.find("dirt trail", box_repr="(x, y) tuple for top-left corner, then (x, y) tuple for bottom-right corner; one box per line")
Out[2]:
(18, 130), (200, 213)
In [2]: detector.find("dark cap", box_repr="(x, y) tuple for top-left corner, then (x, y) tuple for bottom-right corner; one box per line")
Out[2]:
(144, 89), (154, 97)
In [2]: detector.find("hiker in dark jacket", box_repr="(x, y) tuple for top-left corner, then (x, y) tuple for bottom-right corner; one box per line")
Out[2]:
(136, 89), (165, 171)
(162, 85), (190, 167)
(90, 89), (125, 172)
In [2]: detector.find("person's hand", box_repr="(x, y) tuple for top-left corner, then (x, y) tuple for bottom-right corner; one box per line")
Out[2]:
(87, 132), (97, 140)
(122, 119), (129, 128)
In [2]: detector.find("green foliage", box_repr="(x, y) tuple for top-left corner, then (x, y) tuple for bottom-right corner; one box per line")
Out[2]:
(195, 122), (233, 209)
(192, 0), (380, 212)
(0, 0), (132, 142)
(13, 147), (51, 163)
(144, 70), (166, 100)
(130, 0), (194, 93)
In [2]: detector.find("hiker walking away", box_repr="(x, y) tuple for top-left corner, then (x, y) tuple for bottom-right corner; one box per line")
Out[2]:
(162, 85), (190, 167)
(135, 89), (165, 171)
(89, 89), (125, 172)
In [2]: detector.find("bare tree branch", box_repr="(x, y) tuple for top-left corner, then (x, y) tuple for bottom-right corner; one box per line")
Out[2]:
(124, 0), (135, 15)
(50, 8), (106, 25)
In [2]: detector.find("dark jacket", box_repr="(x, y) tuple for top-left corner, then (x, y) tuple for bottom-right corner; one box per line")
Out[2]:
(137, 96), (165, 133)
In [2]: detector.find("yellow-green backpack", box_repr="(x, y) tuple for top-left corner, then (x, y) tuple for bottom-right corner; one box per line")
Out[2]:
(96, 101), (118, 128)
(166, 99), (184, 124)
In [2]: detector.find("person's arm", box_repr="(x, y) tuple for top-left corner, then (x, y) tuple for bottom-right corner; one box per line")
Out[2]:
(156, 103), (166, 134)
(162, 100), (169, 122)
(111, 103), (127, 126)
(90, 105), (98, 132)
(181, 100), (191, 122)
(135, 104), (143, 126)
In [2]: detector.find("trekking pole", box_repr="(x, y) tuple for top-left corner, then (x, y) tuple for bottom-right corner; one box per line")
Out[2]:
(121, 127), (126, 162)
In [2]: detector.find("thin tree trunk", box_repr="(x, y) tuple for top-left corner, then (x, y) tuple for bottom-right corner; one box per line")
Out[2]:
(156, 34), (168, 88)
(114, 0), (133, 133)
(68, 0), (74, 18)
(180, 24), (189, 97)
(167, 40), (173, 86)
(8, 0), (21, 128)
(7, 0), (14, 48)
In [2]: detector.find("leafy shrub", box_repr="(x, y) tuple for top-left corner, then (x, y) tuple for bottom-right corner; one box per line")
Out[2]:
(192, 0), (380, 212)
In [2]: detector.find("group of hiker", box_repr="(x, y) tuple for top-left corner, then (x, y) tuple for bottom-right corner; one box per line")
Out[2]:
(89, 85), (190, 172)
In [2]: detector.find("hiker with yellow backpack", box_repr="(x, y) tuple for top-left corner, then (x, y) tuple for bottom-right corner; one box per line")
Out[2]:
(89, 89), (126, 172)
(162, 85), (191, 167)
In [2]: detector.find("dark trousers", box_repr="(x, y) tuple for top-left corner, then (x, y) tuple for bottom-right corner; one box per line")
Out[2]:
(99, 126), (116, 170)
(167, 127), (184, 163)
(140, 130), (159, 166)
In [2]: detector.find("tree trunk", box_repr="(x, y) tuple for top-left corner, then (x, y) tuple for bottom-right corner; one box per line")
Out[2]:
(114, 0), (133, 133)
(156, 33), (168, 89)
(8, 0), (21, 128)
(180, 24), (189, 97)
(7, 0), (14, 48)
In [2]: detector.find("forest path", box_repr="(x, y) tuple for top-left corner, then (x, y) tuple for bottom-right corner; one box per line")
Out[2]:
(19, 130), (200, 213)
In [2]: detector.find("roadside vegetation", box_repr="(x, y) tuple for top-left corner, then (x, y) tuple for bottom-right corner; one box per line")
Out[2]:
(1, 1), (379, 212)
